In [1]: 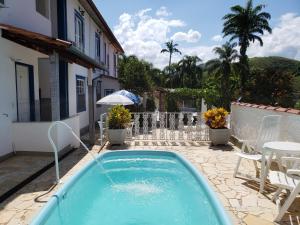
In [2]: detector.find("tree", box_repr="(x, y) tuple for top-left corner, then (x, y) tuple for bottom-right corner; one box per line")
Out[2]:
(118, 55), (152, 95)
(223, 0), (272, 93)
(205, 42), (239, 110)
(178, 56), (203, 88)
(163, 63), (181, 88)
(245, 68), (295, 107)
(161, 40), (182, 74)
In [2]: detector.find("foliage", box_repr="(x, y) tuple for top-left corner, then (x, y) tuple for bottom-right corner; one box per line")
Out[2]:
(146, 97), (156, 112)
(249, 57), (300, 76)
(178, 56), (203, 88)
(108, 105), (131, 129)
(166, 88), (203, 111)
(201, 77), (223, 109)
(163, 57), (203, 89)
(295, 101), (300, 110)
(204, 108), (229, 129)
(240, 56), (300, 108)
(166, 95), (179, 112)
(205, 42), (239, 110)
(244, 68), (295, 107)
(223, 0), (272, 93)
(118, 55), (153, 95)
(167, 88), (202, 99)
(161, 40), (182, 73)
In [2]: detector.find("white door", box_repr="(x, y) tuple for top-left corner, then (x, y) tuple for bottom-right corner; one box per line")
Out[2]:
(16, 64), (31, 122)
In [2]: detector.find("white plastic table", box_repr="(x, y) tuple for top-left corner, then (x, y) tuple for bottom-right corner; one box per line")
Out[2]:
(260, 141), (300, 193)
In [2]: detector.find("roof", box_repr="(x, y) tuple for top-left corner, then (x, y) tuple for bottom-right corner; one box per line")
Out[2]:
(80, 0), (124, 53)
(0, 23), (107, 70)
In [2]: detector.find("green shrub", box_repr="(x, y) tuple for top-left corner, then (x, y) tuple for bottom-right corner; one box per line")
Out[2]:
(146, 98), (156, 112)
(108, 105), (131, 129)
(166, 96), (179, 112)
(295, 101), (300, 109)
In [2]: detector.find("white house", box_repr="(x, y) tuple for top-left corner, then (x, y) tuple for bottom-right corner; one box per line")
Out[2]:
(0, 0), (124, 160)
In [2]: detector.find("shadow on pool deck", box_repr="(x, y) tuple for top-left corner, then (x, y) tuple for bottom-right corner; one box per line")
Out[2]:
(0, 147), (88, 206)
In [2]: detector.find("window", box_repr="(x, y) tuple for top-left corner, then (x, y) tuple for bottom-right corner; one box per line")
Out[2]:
(75, 11), (84, 52)
(95, 33), (101, 61)
(96, 80), (101, 100)
(36, 0), (50, 18)
(104, 89), (115, 96)
(76, 76), (86, 112)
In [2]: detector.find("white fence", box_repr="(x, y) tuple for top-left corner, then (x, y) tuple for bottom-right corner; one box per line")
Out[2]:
(99, 112), (209, 143)
(231, 103), (300, 143)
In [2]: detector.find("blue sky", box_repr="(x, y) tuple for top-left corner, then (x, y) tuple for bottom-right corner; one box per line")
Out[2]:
(94, 0), (300, 68)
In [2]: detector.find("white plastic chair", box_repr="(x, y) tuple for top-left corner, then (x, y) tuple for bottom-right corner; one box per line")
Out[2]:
(269, 157), (300, 222)
(233, 115), (282, 180)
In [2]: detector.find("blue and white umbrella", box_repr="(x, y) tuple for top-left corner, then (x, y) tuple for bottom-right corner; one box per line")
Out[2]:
(113, 90), (141, 104)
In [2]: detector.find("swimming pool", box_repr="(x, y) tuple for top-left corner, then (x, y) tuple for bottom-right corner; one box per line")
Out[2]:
(31, 150), (231, 225)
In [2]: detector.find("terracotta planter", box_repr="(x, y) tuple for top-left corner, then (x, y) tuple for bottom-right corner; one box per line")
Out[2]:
(209, 128), (230, 145)
(108, 129), (126, 145)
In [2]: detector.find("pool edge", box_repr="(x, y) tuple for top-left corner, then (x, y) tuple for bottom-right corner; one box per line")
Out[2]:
(30, 150), (232, 225)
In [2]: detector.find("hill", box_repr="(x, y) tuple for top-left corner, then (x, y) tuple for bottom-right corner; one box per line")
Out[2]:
(249, 56), (300, 76)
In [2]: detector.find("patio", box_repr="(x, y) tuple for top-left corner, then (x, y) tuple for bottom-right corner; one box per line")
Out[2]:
(0, 140), (299, 225)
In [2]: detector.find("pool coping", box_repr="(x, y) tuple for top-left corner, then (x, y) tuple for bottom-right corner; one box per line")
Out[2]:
(30, 150), (232, 225)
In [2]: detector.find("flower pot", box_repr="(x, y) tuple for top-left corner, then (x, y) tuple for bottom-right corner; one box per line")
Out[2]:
(107, 129), (126, 145)
(209, 128), (230, 145)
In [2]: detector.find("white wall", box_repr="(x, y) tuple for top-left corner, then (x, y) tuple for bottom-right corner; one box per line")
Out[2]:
(0, 35), (45, 122)
(0, 32), (47, 156)
(231, 103), (300, 143)
(66, 0), (119, 75)
(0, 0), (52, 36)
(95, 76), (120, 120)
(0, 115), (13, 157)
(68, 63), (89, 129)
(66, 0), (120, 129)
(12, 116), (80, 152)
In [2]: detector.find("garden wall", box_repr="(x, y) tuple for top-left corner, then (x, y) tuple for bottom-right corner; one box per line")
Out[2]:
(230, 102), (300, 143)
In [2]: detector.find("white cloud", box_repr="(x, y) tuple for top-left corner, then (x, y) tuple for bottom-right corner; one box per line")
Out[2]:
(212, 34), (222, 42)
(114, 8), (300, 69)
(114, 8), (186, 68)
(156, 6), (171, 17)
(248, 13), (300, 60)
(171, 29), (201, 43)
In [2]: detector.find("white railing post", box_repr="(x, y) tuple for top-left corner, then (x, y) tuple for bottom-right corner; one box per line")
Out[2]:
(48, 121), (73, 184)
(48, 120), (103, 184)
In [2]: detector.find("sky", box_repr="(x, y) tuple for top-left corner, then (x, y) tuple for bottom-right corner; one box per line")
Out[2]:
(93, 0), (300, 69)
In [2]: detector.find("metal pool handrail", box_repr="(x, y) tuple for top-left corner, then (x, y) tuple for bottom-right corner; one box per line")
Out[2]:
(48, 121), (100, 184)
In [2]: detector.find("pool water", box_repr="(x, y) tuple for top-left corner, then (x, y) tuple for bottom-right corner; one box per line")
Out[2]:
(32, 151), (231, 225)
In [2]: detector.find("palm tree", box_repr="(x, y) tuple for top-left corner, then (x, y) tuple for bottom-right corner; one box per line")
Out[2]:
(222, 0), (272, 93)
(161, 40), (182, 74)
(206, 42), (239, 110)
(178, 55), (202, 88)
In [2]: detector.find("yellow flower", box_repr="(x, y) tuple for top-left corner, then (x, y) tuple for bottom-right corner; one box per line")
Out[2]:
(204, 107), (229, 129)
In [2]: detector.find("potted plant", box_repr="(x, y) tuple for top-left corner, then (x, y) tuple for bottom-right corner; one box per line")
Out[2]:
(107, 105), (131, 145)
(204, 108), (230, 145)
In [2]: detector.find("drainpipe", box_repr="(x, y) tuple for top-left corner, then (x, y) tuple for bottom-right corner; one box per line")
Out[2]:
(88, 68), (95, 145)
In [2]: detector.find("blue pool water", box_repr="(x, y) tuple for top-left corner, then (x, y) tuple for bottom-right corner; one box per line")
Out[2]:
(31, 151), (231, 225)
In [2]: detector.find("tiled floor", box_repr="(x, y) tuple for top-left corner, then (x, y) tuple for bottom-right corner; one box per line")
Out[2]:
(0, 155), (53, 197)
(0, 141), (299, 225)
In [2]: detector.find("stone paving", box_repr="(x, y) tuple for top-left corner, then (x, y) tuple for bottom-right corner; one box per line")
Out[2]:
(0, 140), (299, 225)
(0, 155), (53, 197)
